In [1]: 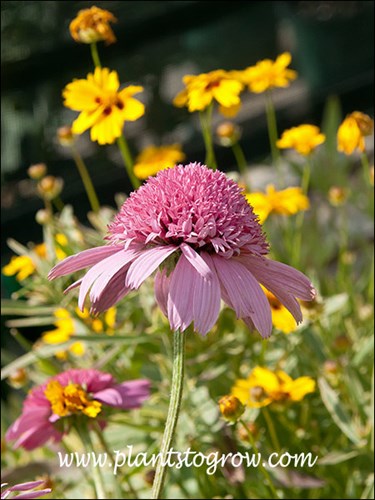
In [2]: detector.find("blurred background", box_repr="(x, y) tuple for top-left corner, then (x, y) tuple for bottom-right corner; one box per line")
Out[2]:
(1, 0), (374, 258)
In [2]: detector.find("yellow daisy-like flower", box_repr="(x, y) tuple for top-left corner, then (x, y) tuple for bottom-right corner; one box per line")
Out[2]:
(63, 67), (145, 145)
(231, 366), (315, 408)
(173, 69), (243, 114)
(261, 286), (297, 334)
(337, 111), (374, 155)
(75, 306), (117, 335)
(239, 52), (297, 94)
(245, 184), (310, 224)
(42, 309), (75, 345)
(277, 124), (326, 156)
(69, 6), (117, 45)
(133, 144), (186, 179)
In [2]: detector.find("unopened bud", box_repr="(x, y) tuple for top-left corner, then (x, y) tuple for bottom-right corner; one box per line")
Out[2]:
(328, 186), (349, 206)
(144, 469), (155, 486)
(37, 176), (64, 200)
(35, 209), (52, 225)
(8, 368), (28, 388)
(323, 360), (339, 374)
(237, 421), (259, 443)
(218, 395), (245, 423)
(57, 126), (75, 147)
(27, 163), (47, 180)
(216, 122), (241, 147)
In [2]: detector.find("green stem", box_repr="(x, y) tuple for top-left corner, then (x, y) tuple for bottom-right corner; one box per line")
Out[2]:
(361, 152), (371, 187)
(53, 196), (64, 212)
(199, 105), (217, 170)
(117, 135), (141, 190)
(239, 419), (280, 499)
(81, 428), (107, 499)
(292, 158), (311, 267)
(71, 146), (101, 213)
(265, 91), (281, 168)
(263, 407), (281, 452)
(151, 330), (186, 499)
(90, 42), (102, 68)
(231, 141), (248, 177)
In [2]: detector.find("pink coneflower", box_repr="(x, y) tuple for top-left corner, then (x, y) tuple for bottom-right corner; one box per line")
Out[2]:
(6, 369), (150, 451)
(1, 481), (51, 499)
(49, 163), (315, 338)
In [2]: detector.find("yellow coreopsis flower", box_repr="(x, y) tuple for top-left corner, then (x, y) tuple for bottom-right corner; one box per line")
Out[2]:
(69, 6), (117, 45)
(277, 124), (326, 156)
(75, 306), (117, 335)
(231, 366), (315, 408)
(43, 309), (85, 359)
(133, 144), (186, 179)
(63, 67), (145, 145)
(245, 184), (309, 224)
(261, 286), (297, 334)
(337, 111), (374, 155)
(239, 52), (297, 94)
(173, 69), (243, 114)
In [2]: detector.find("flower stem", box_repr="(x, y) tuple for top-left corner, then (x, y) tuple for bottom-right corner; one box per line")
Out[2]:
(90, 42), (102, 68)
(71, 146), (101, 213)
(231, 141), (248, 177)
(199, 105), (217, 170)
(292, 158), (311, 267)
(265, 91), (281, 176)
(239, 419), (279, 499)
(361, 152), (372, 187)
(151, 329), (186, 499)
(81, 428), (107, 499)
(117, 135), (141, 190)
(263, 407), (281, 452)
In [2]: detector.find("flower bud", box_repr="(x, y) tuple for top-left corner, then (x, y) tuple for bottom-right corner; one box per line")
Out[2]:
(8, 368), (28, 388)
(323, 360), (339, 374)
(328, 186), (349, 207)
(237, 421), (259, 443)
(144, 469), (156, 486)
(57, 126), (75, 147)
(37, 176), (64, 200)
(69, 6), (117, 45)
(218, 395), (245, 423)
(27, 163), (47, 180)
(216, 122), (241, 147)
(35, 209), (52, 225)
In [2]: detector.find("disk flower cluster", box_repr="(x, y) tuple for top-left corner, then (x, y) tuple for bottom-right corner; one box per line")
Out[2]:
(231, 366), (316, 408)
(277, 124), (326, 156)
(238, 52), (297, 93)
(133, 144), (186, 179)
(245, 184), (310, 224)
(63, 67), (145, 145)
(69, 6), (117, 45)
(6, 369), (150, 450)
(49, 163), (315, 339)
(173, 70), (243, 115)
(337, 111), (374, 155)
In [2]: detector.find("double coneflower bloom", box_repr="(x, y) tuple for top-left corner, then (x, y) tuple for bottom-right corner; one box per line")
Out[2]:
(49, 163), (315, 338)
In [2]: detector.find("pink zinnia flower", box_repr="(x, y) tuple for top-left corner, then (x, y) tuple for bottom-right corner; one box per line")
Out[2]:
(6, 368), (150, 450)
(1, 481), (51, 499)
(49, 163), (315, 338)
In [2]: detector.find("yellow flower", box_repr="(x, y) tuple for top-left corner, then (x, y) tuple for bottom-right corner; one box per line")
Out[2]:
(218, 395), (245, 423)
(2, 244), (46, 281)
(337, 112), (374, 155)
(245, 184), (309, 224)
(44, 380), (102, 418)
(133, 144), (186, 179)
(239, 52), (297, 93)
(69, 6), (117, 45)
(75, 306), (117, 335)
(277, 124), (326, 156)
(63, 67), (144, 145)
(173, 69), (243, 114)
(231, 366), (315, 408)
(43, 309), (75, 345)
(261, 286), (297, 334)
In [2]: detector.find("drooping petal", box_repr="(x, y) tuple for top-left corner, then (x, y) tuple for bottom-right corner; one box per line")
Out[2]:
(180, 243), (212, 279)
(154, 268), (170, 317)
(212, 255), (272, 338)
(94, 379), (150, 409)
(125, 245), (177, 289)
(167, 254), (196, 331)
(192, 253), (221, 335)
(48, 245), (122, 280)
(90, 268), (131, 314)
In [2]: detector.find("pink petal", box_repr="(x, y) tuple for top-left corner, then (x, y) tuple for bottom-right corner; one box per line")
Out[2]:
(167, 254), (195, 331)
(90, 269), (130, 314)
(241, 255), (316, 301)
(180, 243), (212, 279)
(212, 256), (272, 338)
(125, 245), (177, 289)
(10, 489), (52, 499)
(193, 253), (221, 335)
(94, 380), (150, 409)
(8, 481), (45, 492)
(78, 248), (138, 310)
(48, 245), (122, 280)
(154, 269), (170, 317)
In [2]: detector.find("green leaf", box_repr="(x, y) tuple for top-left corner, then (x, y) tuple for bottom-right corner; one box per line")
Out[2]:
(318, 377), (363, 445)
(318, 450), (360, 465)
(1, 300), (56, 316)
